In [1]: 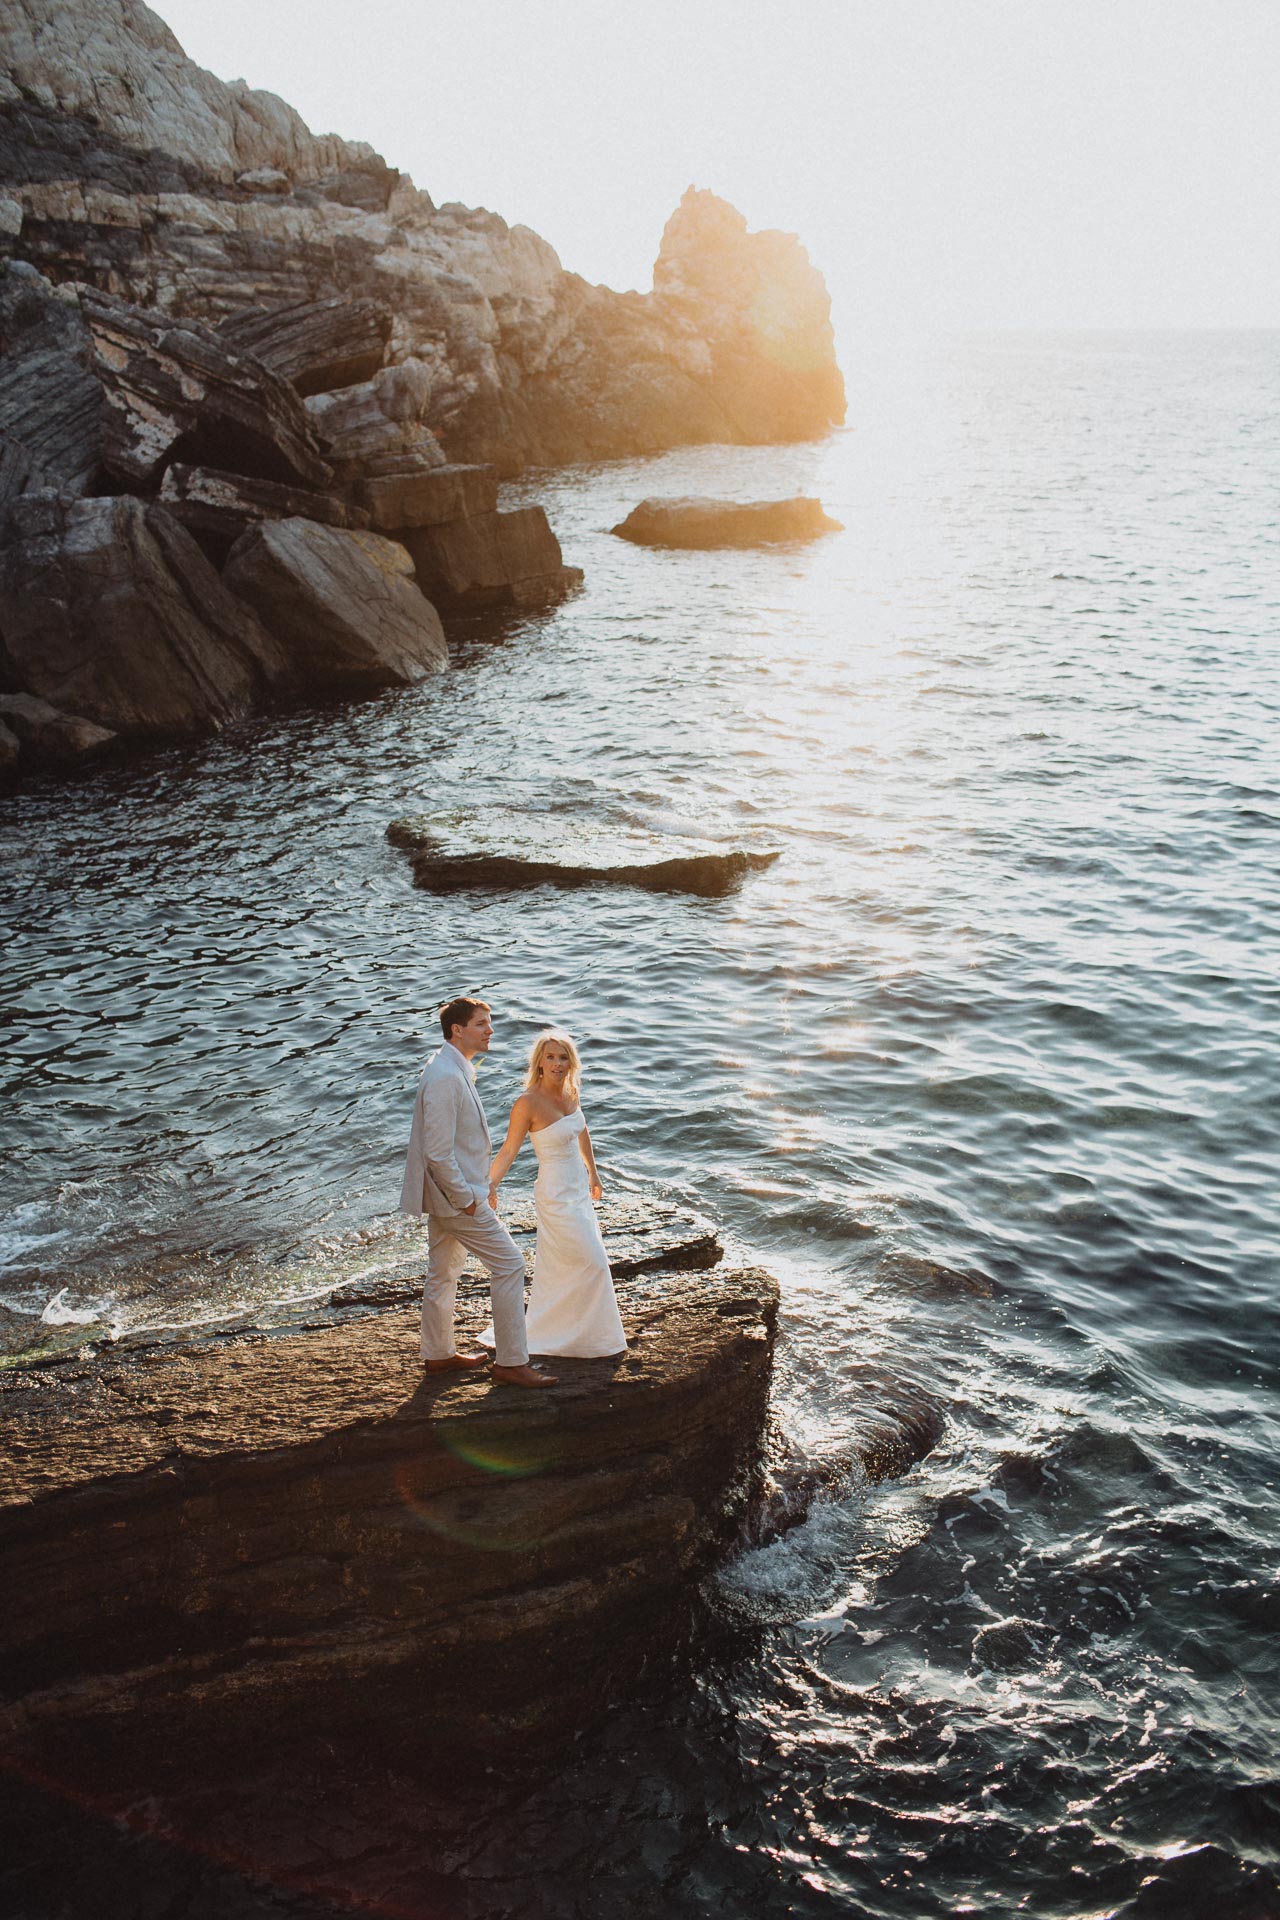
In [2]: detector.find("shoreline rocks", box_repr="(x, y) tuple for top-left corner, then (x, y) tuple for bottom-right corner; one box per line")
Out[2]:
(0, 2), (845, 778)
(612, 494), (844, 548)
(0, 1201), (779, 1762)
(0, 6), (844, 475)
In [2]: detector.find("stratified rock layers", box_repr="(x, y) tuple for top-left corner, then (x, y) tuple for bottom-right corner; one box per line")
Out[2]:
(0, 1262), (779, 1759)
(0, 4), (844, 473)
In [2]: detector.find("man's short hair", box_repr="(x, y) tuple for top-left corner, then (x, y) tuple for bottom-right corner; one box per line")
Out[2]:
(439, 995), (490, 1041)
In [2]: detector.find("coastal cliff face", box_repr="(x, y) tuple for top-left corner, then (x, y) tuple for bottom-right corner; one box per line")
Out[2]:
(0, 0), (843, 770)
(0, 0), (845, 472)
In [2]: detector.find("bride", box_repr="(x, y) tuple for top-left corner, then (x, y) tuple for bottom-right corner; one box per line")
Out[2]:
(484, 1029), (626, 1359)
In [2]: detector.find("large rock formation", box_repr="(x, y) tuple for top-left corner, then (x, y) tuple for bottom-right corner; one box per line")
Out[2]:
(0, 1), (842, 772)
(0, 1), (844, 474)
(0, 1214), (780, 1761)
(223, 517), (449, 689)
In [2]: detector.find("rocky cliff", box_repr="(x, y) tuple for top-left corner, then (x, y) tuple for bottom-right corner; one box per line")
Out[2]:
(0, 0), (844, 471)
(0, 1), (843, 774)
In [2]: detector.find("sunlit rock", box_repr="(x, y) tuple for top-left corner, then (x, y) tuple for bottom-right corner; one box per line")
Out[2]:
(0, 5), (845, 473)
(612, 494), (843, 549)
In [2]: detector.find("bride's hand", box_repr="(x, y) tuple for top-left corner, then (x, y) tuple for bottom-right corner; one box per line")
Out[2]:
(488, 1183), (500, 1209)
(590, 1179), (603, 1202)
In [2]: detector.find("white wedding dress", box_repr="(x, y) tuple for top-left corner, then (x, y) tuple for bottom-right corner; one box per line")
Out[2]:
(484, 1110), (626, 1358)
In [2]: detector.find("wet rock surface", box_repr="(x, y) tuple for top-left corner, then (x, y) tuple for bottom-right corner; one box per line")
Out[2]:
(0, 689), (115, 763)
(387, 808), (782, 897)
(398, 503), (583, 611)
(612, 494), (843, 548)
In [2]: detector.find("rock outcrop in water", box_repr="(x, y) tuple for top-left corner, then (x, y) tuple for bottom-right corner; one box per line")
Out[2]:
(0, 1202), (778, 1762)
(387, 809), (782, 898)
(612, 494), (844, 548)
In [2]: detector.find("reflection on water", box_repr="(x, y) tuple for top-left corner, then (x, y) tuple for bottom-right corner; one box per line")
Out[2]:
(1, 330), (1278, 1916)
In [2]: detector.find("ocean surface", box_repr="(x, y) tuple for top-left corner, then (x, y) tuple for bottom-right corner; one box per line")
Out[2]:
(1, 330), (1277, 1918)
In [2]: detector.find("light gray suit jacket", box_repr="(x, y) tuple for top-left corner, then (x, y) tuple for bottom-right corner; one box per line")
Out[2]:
(399, 1044), (492, 1218)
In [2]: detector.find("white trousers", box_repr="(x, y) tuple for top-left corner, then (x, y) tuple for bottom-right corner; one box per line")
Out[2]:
(422, 1203), (528, 1368)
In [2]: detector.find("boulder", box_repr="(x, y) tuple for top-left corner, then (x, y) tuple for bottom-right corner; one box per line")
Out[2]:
(611, 494), (843, 548)
(223, 518), (448, 690)
(79, 288), (333, 491)
(357, 460), (496, 531)
(400, 505), (581, 610)
(0, 692), (115, 763)
(304, 361), (445, 489)
(387, 807), (781, 898)
(0, 1243), (778, 1759)
(0, 493), (288, 740)
(158, 461), (364, 553)
(216, 296), (392, 396)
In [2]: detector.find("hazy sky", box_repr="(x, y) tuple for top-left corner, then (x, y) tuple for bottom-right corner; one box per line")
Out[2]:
(155, 0), (1279, 335)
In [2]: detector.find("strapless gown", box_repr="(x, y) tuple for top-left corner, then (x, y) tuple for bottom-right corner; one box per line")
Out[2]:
(484, 1110), (626, 1358)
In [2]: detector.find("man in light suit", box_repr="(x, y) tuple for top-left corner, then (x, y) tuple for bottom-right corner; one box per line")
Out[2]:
(400, 995), (556, 1389)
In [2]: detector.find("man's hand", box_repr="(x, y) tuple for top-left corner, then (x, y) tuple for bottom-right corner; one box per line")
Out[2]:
(462, 1199), (478, 1216)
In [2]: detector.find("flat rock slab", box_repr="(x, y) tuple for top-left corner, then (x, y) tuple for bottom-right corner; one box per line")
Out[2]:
(0, 1257), (778, 1761)
(611, 494), (843, 548)
(387, 806), (780, 899)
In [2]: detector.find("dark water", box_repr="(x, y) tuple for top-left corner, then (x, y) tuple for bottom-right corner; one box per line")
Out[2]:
(2, 331), (1278, 1917)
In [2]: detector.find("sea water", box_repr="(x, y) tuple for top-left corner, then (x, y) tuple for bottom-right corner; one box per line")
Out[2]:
(1, 330), (1277, 1917)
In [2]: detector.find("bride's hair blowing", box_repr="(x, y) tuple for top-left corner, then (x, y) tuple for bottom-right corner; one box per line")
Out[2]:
(524, 1028), (582, 1104)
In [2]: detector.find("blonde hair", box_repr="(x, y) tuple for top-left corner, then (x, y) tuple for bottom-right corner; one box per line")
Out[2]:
(524, 1029), (582, 1104)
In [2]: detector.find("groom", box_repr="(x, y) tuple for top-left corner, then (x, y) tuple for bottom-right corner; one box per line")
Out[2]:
(400, 996), (555, 1389)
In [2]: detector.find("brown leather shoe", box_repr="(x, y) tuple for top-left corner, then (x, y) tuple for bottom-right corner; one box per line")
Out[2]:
(490, 1363), (558, 1389)
(423, 1352), (489, 1373)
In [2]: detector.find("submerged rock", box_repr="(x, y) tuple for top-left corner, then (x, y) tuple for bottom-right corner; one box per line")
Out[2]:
(0, 1251), (778, 1760)
(387, 809), (781, 898)
(224, 518), (448, 690)
(612, 494), (843, 549)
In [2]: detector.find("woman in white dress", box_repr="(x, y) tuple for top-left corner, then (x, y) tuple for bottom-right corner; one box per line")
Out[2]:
(485, 1029), (626, 1358)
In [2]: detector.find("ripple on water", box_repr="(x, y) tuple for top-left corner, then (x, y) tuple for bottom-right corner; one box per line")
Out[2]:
(1, 331), (1278, 1915)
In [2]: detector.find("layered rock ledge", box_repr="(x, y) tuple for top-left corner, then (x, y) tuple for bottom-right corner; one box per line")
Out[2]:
(0, 1204), (777, 1762)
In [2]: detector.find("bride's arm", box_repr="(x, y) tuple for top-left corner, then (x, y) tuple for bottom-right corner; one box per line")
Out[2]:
(578, 1121), (604, 1202)
(488, 1097), (533, 1203)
